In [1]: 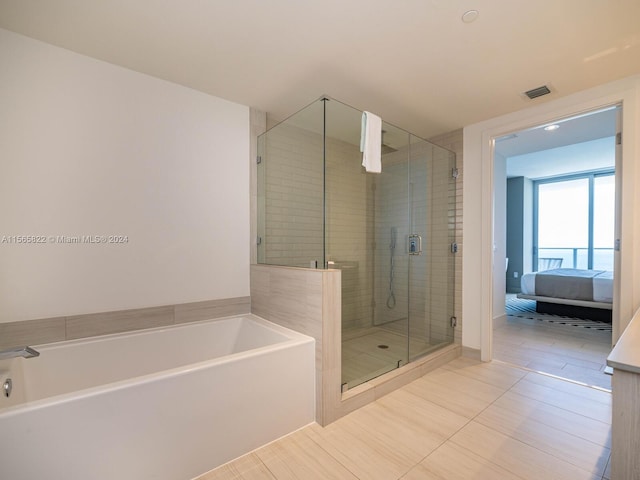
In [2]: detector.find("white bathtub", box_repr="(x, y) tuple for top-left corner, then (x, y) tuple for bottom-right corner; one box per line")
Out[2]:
(0, 314), (315, 480)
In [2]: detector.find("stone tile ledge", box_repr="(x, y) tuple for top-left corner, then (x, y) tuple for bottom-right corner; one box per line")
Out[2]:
(0, 296), (251, 350)
(607, 307), (640, 374)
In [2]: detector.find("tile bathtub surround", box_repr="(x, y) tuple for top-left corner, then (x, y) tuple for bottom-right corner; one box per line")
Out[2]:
(251, 264), (462, 426)
(0, 296), (250, 350)
(198, 357), (612, 480)
(251, 264), (337, 424)
(0, 317), (66, 350)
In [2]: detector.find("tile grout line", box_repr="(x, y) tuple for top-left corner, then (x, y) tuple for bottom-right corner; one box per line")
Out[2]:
(492, 359), (612, 393)
(399, 369), (525, 479)
(439, 373), (532, 480)
(447, 371), (604, 480)
(493, 360), (613, 428)
(197, 358), (611, 480)
(301, 427), (366, 480)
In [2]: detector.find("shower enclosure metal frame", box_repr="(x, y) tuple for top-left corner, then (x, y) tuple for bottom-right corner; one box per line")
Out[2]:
(256, 96), (457, 390)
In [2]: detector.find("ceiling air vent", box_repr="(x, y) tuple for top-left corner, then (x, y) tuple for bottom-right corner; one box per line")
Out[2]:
(524, 85), (551, 100)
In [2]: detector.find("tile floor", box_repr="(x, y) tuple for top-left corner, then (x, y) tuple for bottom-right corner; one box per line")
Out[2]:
(196, 357), (611, 480)
(495, 297), (613, 390)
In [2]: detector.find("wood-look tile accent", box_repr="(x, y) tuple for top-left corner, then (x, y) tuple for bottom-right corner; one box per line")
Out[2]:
(66, 306), (174, 340)
(251, 264), (332, 423)
(174, 297), (251, 324)
(0, 296), (250, 349)
(611, 368), (640, 479)
(0, 317), (66, 350)
(251, 263), (461, 426)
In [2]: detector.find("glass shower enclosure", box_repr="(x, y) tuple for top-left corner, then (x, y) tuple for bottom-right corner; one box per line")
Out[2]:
(257, 97), (456, 390)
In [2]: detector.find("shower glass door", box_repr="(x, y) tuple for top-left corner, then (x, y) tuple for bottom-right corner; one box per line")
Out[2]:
(324, 99), (411, 390)
(257, 96), (456, 392)
(407, 136), (456, 360)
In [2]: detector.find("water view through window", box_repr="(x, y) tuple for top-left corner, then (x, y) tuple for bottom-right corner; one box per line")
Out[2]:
(537, 173), (614, 271)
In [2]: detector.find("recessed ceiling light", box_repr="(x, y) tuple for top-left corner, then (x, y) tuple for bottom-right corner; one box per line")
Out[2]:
(461, 10), (479, 23)
(544, 124), (560, 131)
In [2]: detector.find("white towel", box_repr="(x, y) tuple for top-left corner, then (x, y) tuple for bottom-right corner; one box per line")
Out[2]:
(360, 111), (382, 173)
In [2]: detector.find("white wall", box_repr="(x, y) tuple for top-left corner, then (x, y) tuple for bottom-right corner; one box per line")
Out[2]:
(464, 75), (640, 357)
(0, 29), (250, 323)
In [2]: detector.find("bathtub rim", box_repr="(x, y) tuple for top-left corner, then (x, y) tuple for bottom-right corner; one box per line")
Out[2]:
(0, 313), (315, 417)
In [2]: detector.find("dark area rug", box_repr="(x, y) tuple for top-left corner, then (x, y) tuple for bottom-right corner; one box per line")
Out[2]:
(505, 296), (612, 332)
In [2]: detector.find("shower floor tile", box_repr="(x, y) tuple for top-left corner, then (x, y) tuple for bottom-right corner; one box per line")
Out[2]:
(341, 327), (433, 387)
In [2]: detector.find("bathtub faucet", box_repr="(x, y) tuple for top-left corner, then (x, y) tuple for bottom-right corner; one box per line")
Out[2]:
(0, 346), (40, 360)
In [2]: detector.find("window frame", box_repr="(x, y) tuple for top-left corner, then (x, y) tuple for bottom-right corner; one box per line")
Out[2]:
(532, 168), (615, 271)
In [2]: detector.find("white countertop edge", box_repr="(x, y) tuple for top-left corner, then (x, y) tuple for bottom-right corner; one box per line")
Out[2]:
(607, 308), (640, 374)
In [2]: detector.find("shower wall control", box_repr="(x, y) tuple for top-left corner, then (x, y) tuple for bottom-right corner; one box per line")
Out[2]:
(408, 234), (422, 255)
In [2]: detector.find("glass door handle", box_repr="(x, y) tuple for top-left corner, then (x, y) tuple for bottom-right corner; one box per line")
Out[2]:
(409, 234), (422, 255)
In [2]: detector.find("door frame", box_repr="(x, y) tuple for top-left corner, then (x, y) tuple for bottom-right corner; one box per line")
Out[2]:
(462, 76), (640, 361)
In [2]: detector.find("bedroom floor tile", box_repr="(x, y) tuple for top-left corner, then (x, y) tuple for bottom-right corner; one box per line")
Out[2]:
(488, 390), (612, 447)
(400, 442), (523, 480)
(475, 398), (610, 475)
(494, 311), (612, 390)
(450, 421), (602, 480)
(510, 375), (611, 424)
(195, 359), (611, 480)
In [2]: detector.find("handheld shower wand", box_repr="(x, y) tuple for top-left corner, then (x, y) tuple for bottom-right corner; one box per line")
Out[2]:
(386, 227), (397, 309)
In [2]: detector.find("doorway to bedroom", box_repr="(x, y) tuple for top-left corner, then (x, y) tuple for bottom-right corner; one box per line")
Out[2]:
(494, 105), (618, 390)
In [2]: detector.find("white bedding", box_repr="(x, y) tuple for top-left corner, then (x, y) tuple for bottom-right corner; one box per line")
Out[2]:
(520, 269), (613, 303)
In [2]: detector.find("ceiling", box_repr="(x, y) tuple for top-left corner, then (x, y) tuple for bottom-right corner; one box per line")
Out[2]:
(500, 106), (618, 178)
(1, 0), (639, 140)
(495, 107), (618, 158)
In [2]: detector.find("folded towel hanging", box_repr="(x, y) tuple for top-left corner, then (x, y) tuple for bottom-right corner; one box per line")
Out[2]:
(360, 111), (382, 173)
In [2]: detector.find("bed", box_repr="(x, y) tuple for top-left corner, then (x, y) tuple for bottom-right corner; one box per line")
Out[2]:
(517, 268), (613, 322)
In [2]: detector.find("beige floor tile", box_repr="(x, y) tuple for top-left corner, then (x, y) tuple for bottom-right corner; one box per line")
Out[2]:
(553, 363), (611, 390)
(525, 356), (568, 371)
(490, 391), (611, 448)
(314, 389), (468, 479)
(440, 357), (527, 390)
(523, 371), (611, 405)
(475, 400), (610, 475)
(495, 309), (612, 392)
(495, 345), (611, 389)
(561, 354), (608, 372)
(511, 376), (611, 424)
(376, 388), (470, 444)
(306, 411), (422, 480)
(401, 442), (524, 480)
(195, 453), (274, 480)
(194, 357), (613, 480)
(254, 428), (357, 480)
(404, 368), (507, 418)
(491, 348), (534, 368)
(450, 421), (601, 480)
